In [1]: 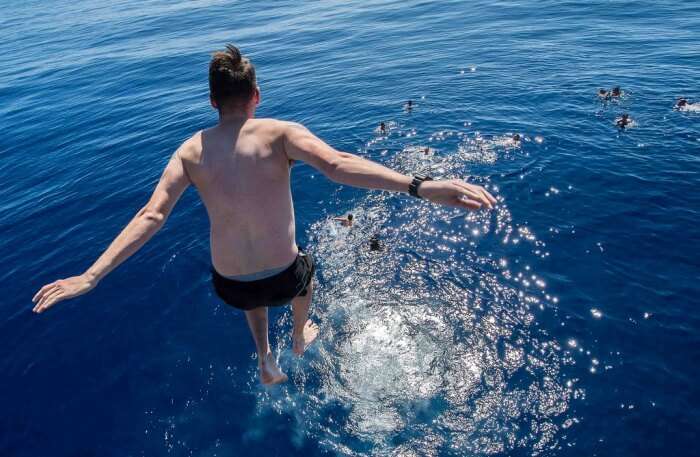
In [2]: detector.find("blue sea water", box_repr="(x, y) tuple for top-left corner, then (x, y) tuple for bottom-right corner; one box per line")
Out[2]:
(2, 0), (700, 455)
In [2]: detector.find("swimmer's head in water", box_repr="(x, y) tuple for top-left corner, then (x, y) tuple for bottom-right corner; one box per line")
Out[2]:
(677, 98), (688, 107)
(512, 134), (521, 142)
(617, 114), (630, 127)
(612, 86), (621, 96)
(598, 88), (608, 96)
(209, 44), (258, 113)
(347, 214), (353, 221)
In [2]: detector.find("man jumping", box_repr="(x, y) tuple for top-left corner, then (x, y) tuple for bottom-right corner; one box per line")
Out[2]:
(31, 44), (496, 385)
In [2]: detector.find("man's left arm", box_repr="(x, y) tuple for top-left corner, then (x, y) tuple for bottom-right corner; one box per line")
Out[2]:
(32, 143), (192, 314)
(283, 122), (496, 210)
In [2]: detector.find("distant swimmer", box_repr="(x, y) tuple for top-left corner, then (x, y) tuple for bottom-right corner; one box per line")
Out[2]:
(369, 234), (382, 251)
(598, 87), (622, 100)
(616, 113), (632, 128)
(31, 44), (496, 386)
(405, 100), (413, 112)
(675, 98), (699, 111)
(333, 213), (354, 227)
(493, 134), (521, 148)
(675, 98), (699, 112)
(404, 145), (432, 155)
(379, 122), (387, 135)
(507, 134), (522, 148)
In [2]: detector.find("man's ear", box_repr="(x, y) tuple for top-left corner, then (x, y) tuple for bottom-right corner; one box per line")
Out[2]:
(210, 95), (218, 110)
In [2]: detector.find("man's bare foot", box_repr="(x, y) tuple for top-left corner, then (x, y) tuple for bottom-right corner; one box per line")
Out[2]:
(292, 320), (319, 356)
(259, 352), (288, 385)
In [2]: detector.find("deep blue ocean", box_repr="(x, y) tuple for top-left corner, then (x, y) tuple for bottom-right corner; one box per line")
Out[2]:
(2, 1), (699, 455)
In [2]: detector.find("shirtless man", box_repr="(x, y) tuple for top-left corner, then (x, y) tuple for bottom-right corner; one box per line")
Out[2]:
(31, 44), (497, 385)
(616, 113), (632, 128)
(333, 213), (354, 227)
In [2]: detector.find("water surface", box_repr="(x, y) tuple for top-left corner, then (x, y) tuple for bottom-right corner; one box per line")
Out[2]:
(1, 1), (699, 455)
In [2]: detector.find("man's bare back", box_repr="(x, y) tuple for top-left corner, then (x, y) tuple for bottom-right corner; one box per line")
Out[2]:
(181, 118), (299, 276)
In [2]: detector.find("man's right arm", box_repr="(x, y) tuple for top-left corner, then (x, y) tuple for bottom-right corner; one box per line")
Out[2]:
(282, 122), (496, 210)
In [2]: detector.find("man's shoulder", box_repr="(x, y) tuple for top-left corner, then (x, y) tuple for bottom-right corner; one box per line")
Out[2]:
(247, 118), (302, 133)
(177, 131), (203, 162)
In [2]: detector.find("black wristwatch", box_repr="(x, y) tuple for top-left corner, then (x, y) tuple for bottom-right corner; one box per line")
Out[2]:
(408, 174), (433, 198)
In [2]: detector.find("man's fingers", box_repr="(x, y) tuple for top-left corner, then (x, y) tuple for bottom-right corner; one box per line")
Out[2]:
(32, 286), (55, 306)
(482, 188), (497, 205)
(32, 283), (56, 303)
(470, 187), (492, 208)
(452, 182), (491, 208)
(35, 293), (61, 313)
(43, 292), (64, 311)
(452, 183), (482, 201)
(35, 288), (60, 311)
(457, 196), (482, 210)
(453, 181), (497, 208)
(479, 188), (496, 207)
(35, 288), (62, 313)
(456, 187), (491, 209)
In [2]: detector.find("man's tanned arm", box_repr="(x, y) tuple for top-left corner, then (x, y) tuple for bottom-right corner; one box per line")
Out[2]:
(32, 142), (192, 313)
(283, 122), (496, 210)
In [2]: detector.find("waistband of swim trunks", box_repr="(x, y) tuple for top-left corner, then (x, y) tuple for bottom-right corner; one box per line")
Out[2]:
(219, 256), (297, 282)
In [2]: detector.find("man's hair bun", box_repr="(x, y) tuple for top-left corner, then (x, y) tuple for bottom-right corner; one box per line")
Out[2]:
(209, 44), (257, 110)
(225, 44), (242, 65)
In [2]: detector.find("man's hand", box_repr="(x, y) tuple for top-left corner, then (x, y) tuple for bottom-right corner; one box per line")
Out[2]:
(32, 274), (96, 314)
(418, 179), (497, 210)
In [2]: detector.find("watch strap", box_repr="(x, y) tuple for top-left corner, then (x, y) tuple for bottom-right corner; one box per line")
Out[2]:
(408, 175), (433, 198)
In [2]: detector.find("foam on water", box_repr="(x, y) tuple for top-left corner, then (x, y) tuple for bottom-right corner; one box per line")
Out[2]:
(679, 104), (700, 113)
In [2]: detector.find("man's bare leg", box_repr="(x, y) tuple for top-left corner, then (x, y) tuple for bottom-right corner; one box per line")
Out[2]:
(291, 282), (319, 356)
(244, 306), (288, 385)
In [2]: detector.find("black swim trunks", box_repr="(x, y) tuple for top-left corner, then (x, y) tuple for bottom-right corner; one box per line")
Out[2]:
(211, 252), (315, 311)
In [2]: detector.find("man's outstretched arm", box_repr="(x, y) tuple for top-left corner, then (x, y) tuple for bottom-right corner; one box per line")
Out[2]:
(32, 143), (192, 313)
(283, 122), (497, 210)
